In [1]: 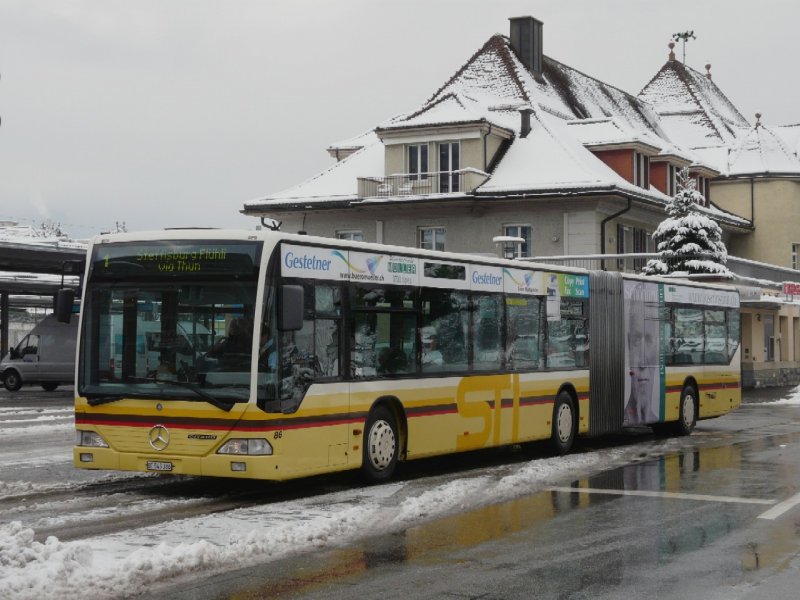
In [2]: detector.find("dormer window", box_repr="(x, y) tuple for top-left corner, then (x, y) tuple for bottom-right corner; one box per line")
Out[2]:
(633, 152), (650, 189)
(408, 144), (429, 181)
(667, 164), (678, 196)
(696, 176), (710, 205)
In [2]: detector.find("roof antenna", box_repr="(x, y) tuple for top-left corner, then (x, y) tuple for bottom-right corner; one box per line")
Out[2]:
(671, 30), (696, 64)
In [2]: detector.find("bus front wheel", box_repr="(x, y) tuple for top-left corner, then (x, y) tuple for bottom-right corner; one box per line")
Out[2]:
(361, 405), (399, 483)
(551, 391), (576, 455)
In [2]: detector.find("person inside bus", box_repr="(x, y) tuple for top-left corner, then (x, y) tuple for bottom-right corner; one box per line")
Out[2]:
(208, 317), (252, 369)
(624, 285), (660, 425)
(378, 345), (407, 374)
(421, 326), (444, 367)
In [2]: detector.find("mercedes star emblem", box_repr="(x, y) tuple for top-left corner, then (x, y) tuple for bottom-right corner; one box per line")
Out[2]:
(148, 425), (170, 451)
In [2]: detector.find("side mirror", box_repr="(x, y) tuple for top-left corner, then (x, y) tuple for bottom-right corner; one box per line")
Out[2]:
(55, 289), (75, 323)
(278, 285), (304, 331)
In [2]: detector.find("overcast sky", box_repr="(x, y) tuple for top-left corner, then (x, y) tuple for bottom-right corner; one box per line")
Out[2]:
(1, 0), (797, 239)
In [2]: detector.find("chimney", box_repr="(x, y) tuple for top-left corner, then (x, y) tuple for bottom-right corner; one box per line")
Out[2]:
(509, 16), (543, 78)
(519, 107), (534, 138)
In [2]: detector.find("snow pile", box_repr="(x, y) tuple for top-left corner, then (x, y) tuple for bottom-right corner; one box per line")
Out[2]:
(0, 523), (92, 600)
(767, 385), (800, 405)
(0, 481), (74, 501)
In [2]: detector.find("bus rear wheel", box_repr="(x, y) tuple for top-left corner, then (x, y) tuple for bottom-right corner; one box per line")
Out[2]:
(3, 370), (22, 392)
(675, 385), (697, 436)
(41, 382), (59, 392)
(551, 391), (576, 455)
(361, 405), (399, 483)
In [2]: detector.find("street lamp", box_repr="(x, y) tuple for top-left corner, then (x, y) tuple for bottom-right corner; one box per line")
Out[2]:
(492, 235), (525, 260)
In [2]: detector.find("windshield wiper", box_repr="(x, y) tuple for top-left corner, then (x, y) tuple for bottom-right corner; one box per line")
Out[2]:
(153, 378), (235, 412)
(85, 394), (128, 407)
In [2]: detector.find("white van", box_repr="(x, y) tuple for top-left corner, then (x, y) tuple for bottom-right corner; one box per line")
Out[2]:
(1, 315), (78, 392)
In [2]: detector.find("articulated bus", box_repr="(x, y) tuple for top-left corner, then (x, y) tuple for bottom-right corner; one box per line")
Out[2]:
(70, 230), (741, 482)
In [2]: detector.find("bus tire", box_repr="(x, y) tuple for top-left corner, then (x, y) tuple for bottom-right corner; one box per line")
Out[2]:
(41, 382), (59, 392)
(675, 385), (697, 436)
(361, 405), (399, 483)
(551, 391), (576, 455)
(3, 370), (22, 392)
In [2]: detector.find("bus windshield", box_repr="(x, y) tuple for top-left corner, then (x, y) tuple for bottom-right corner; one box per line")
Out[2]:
(79, 240), (262, 405)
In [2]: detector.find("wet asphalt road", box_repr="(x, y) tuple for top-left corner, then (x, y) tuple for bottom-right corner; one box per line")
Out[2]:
(147, 387), (800, 600)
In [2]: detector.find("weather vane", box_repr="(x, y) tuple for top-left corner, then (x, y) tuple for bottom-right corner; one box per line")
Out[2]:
(672, 31), (696, 65)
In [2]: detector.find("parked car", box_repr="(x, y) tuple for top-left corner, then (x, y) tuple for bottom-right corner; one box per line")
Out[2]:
(0, 314), (78, 392)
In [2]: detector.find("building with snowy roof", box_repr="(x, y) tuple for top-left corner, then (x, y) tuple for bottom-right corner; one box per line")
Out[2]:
(639, 44), (800, 270)
(243, 17), (750, 262)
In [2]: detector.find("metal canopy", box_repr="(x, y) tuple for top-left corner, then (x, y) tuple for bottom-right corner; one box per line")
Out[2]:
(0, 241), (86, 275)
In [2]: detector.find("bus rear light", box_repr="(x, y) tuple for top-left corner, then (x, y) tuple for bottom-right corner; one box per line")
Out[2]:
(77, 430), (109, 448)
(217, 438), (273, 456)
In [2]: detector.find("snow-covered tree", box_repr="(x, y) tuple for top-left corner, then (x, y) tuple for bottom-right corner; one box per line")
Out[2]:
(643, 167), (730, 276)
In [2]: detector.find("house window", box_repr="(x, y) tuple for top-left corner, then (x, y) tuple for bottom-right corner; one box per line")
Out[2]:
(419, 227), (446, 251)
(633, 152), (650, 189)
(408, 144), (428, 181)
(792, 243), (800, 270)
(438, 142), (460, 193)
(503, 224), (532, 257)
(617, 224), (650, 271)
(337, 230), (364, 242)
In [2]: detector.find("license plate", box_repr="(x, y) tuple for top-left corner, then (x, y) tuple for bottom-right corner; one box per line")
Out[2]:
(146, 460), (173, 472)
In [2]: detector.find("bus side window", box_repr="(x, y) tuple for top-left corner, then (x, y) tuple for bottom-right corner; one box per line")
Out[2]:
(420, 288), (468, 374)
(472, 295), (503, 371)
(506, 296), (542, 371)
(727, 309), (741, 362)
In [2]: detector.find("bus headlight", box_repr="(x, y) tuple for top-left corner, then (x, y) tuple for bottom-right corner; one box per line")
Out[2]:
(217, 439), (273, 456)
(77, 430), (109, 448)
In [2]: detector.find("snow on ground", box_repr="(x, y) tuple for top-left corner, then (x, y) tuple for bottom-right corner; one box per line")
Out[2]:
(0, 444), (623, 600)
(763, 384), (800, 405)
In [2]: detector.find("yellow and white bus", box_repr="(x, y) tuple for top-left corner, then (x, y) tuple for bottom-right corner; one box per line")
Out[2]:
(70, 229), (741, 482)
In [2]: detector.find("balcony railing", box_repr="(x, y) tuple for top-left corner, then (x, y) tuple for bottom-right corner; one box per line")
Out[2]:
(522, 253), (800, 287)
(357, 169), (488, 199)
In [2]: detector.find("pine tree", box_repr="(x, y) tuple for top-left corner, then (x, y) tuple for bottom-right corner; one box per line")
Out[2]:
(643, 167), (730, 276)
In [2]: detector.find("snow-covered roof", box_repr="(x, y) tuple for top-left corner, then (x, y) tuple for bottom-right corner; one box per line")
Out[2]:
(773, 123), (800, 160)
(246, 137), (384, 207)
(727, 123), (800, 177)
(477, 109), (661, 198)
(377, 92), (514, 133)
(565, 117), (662, 152)
(639, 57), (750, 149)
(326, 129), (379, 153)
(0, 221), (86, 250)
